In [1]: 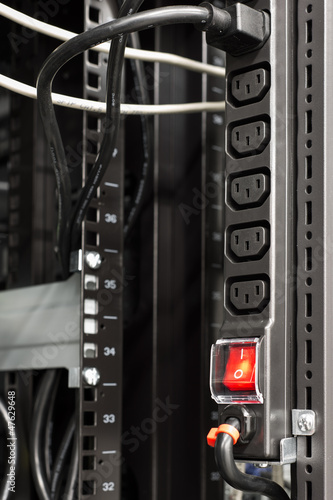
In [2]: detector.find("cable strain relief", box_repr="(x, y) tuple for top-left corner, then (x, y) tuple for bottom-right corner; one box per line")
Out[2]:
(225, 417), (241, 432)
(222, 405), (256, 444)
(195, 2), (231, 35)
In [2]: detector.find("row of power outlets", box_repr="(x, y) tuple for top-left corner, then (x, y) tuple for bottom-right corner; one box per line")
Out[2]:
(226, 68), (271, 314)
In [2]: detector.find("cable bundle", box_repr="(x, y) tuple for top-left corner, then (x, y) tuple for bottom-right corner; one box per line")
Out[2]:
(0, 2), (226, 277)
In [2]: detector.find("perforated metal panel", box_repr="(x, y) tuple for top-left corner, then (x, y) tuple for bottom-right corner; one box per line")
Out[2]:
(79, 1), (124, 498)
(295, 1), (333, 498)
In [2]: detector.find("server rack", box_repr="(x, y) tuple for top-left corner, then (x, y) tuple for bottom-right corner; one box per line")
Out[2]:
(0, 1), (333, 499)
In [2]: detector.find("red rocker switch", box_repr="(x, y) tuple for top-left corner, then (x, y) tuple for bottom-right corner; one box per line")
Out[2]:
(210, 337), (263, 404)
(223, 345), (256, 392)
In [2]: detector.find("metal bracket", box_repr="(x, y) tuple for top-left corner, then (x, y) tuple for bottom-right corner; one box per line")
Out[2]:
(280, 437), (297, 464)
(240, 438), (297, 466)
(70, 249), (82, 273)
(68, 367), (81, 388)
(292, 409), (316, 436)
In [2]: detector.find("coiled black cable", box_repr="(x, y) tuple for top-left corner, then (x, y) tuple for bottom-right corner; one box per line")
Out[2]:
(215, 418), (290, 500)
(36, 5), (220, 274)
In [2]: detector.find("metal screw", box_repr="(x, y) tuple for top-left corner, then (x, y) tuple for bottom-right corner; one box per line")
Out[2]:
(298, 414), (314, 432)
(257, 463), (269, 468)
(82, 367), (100, 386)
(85, 251), (102, 270)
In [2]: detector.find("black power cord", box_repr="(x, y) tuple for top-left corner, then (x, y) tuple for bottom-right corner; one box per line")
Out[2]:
(70, 0), (148, 250)
(123, 34), (154, 239)
(36, 4), (228, 276)
(37, 2), (269, 274)
(67, 5), (219, 252)
(44, 371), (61, 484)
(214, 418), (290, 500)
(106, 0), (151, 242)
(62, 417), (79, 500)
(30, 370), (57, 500)
(50, 416), (75, 499)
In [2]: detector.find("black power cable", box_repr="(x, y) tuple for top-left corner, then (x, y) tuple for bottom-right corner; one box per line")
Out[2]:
(114, 0), (154, 238)
(74, 0), (148, 249)
(67, 5), (218, 252)
(37, 2), (270, 270)
(44, 371), (61, 484)
(36, 4), (226, 273)
(50, 416), (75, 499)
(30, 370), (57, 500)
(123, 33), (153, 239)
(62, 418), (79, 500)
(214, 418), (290, 500)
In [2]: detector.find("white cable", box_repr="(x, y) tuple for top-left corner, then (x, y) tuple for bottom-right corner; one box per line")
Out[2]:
(0, 2), (225, 78)
(123, 47), (225, 78)
(0, 74), (225, 115)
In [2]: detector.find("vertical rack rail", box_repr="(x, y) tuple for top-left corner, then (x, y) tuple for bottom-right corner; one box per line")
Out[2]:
(79, 1), (124, 498)
(295, 1), (333, 498)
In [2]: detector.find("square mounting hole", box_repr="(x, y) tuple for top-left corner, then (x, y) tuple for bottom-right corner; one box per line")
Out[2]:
(88, 50), (99, 66)
(87, 114), (99, 131)
(86, 207), (98, 223)
(84, 275), (99, 291)
(84, 387), (97, 402)
(83, 455), (96, 470)
(84, 411), (96, 426)
(84, 318), (98, 335)
(83, 436), (96, 451)
(89, 6), (100, 23)
(84, 299), (98, 316)
(83, 342), (98, 358)
(88, 72), (100, 90)
(82, 480), (96, 495)
(86, 230), (98, 247)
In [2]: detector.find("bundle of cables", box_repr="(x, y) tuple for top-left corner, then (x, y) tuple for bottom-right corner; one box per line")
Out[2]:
(34, 1), (232, 278)
(31, 1), (248, 277)
(30, 370), (77, 500)
(1, 1), (269, 280)
(0, 1), (230, 279)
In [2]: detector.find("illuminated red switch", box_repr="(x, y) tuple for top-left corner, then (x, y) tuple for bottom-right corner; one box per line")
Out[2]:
(222, 344), (256, 391)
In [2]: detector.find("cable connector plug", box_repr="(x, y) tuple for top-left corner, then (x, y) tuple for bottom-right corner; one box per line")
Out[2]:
(197, 2), (270, 57)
